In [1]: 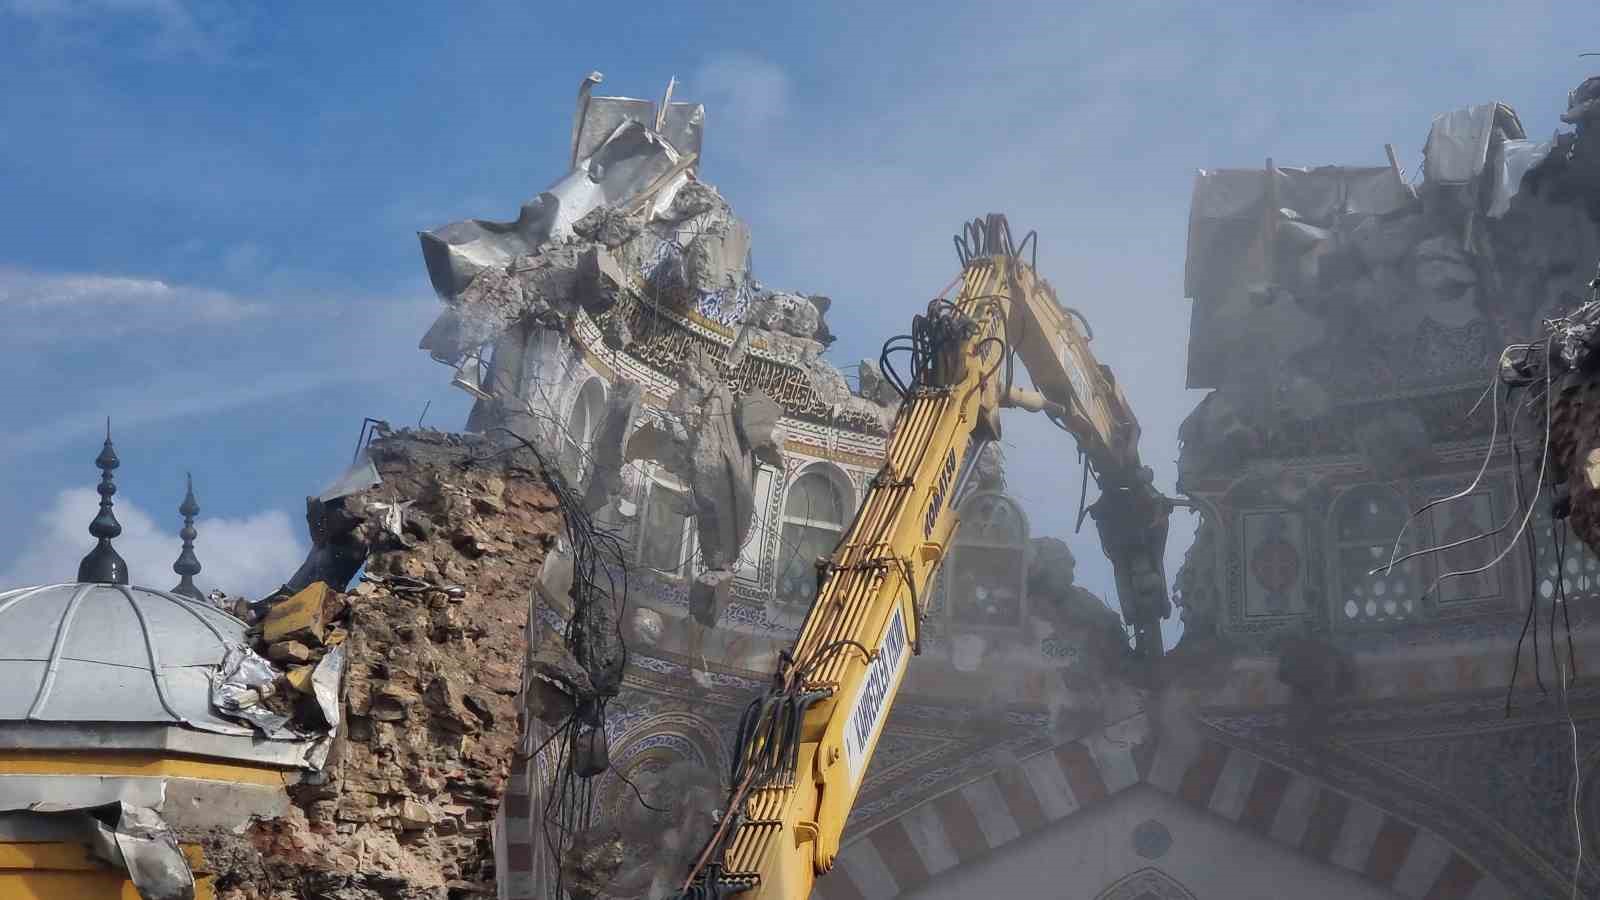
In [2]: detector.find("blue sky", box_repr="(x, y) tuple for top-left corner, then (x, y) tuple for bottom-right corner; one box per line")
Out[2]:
(0, 1), (1592, 633)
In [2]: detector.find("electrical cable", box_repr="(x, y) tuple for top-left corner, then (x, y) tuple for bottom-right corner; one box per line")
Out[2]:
(1375, 368), (1504, 575)
(1419, 353), (1554, 599)
(1509, 426), (1547, 707)
(1553, 516), (1584, 900)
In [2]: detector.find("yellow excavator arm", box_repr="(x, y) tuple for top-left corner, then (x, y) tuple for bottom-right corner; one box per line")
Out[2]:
(674, 214), (1174, 900)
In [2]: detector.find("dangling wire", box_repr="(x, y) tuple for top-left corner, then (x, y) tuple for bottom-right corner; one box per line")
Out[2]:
(1419, 349), (1554, 599)
(1373, 378), (1541, 577)
(1374, 368), (1505, 576)
(1504, 370), (1565, 715)
(1552, 514), (1585, 900)
(1507, 428), (1545, 715)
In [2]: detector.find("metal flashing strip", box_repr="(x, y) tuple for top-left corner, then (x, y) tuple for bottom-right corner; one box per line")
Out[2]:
(0, 751), (290, 786)
(0, 723), (314, 769)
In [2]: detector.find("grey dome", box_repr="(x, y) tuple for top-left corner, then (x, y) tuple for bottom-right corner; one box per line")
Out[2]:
(0, 582), (253, 734)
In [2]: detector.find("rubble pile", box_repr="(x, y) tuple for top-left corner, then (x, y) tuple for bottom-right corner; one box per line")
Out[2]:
(1174, 79), (1600, 637)
(208, 430), (563, 900)
(561, 759), (723, 900)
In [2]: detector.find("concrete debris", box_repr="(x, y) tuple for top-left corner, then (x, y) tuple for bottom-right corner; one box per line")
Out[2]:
(561, 827), (627, 900)
(626, 606), (665, 647)
(856, 358), (902, 408)
(734, 390), (786, 470)
(744, 290), (822, 341)
(567, 760), (722, 900)
(1173, 78), (1600, 645)
(579, 379), (644, 514)
(267, 640), (314, 665)
(662, 179), (719, 222)
(526, 623), (593, 727)
(683, 217), (752, 296)
(576, 245), (628, 317)
(972, 443), (1007, 493)
(281, 496), (370, 597)
(1026, 537), (1129, 665)
(419, 110), (692, 312)
(623, 348), (785, 625)
(263, 582), (331, 645)
(1170, 511), (1222, 634)
(572, 204), (645, 248)
(418, 78), (890, 461)
(1180, 83), (1600, 481)
(1564, 76), (1600, 128)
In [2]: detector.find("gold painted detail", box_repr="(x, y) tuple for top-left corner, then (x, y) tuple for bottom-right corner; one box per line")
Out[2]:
(0, 751), (291, 786)
(587, 295), (888, 436)
(0, 841), (214, 900)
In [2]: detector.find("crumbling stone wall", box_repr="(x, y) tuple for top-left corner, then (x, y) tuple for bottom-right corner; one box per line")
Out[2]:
(208, 431), (563, 900)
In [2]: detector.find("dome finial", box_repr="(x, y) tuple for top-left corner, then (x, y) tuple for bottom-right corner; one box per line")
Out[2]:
(77, 418), (128, 585)
(171, 472), (202, 600)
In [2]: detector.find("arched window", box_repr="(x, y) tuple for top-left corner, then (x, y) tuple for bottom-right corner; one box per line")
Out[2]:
(1335, 486), (1413, 623)
(945, 491), (1029, 628)
(638, 471), (696, 579)
(560, 378), (606, 484)
(775, 466), (852, 608)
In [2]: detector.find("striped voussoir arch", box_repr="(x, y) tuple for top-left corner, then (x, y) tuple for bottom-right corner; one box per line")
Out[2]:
(500, 746), (549, 900)
(814, 720), (1512, 900)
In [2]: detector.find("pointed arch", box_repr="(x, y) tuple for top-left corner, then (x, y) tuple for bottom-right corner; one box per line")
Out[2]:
(1094, 867), (1196, 900)
(816, 715), (1510, 900)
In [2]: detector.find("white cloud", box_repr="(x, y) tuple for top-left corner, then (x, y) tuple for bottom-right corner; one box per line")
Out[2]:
(0, 267), (264, 341)
(1, 487), (306, 600)
(0, 370), (343, 462)
(0, 291), (444, 462)
(693, 54), (791, 154)
(4, 0), (228, 61)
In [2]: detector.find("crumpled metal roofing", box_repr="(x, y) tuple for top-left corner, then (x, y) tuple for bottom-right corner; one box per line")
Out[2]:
(0, 582), (261, 735)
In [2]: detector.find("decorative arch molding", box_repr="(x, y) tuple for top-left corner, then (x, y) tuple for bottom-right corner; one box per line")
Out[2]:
(939, 490), (1031, 630)
(1094, 867), (1196, 900)
(773, 460), (856, 609)
(814, 714), (1509, 900)
(577, 712), (728, 896)
(606, 710), (730, 781)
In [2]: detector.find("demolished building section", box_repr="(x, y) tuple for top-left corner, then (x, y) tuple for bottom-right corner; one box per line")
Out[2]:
(220, 430), (566, 899)
(0, 431), (338, 900)
(0, 74), (1146, 900)
(0, 425), (577, 899)
(1169, 81), (1600, 899)
(416, 76), (1143, 900)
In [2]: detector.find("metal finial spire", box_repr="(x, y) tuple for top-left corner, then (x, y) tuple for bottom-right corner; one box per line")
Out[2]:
(171, 472), (202, 600)
(78, 418), (129, 585)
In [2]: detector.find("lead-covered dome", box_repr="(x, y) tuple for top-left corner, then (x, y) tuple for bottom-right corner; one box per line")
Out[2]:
(0, 582), (253, 733)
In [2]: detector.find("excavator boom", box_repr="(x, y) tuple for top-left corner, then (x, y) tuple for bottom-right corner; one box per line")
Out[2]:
(675, 214), (1173, 900)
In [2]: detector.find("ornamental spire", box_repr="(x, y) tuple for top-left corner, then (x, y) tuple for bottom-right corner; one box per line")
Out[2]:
(171, 473), (202, 600)
(77, 419), (129, 585)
